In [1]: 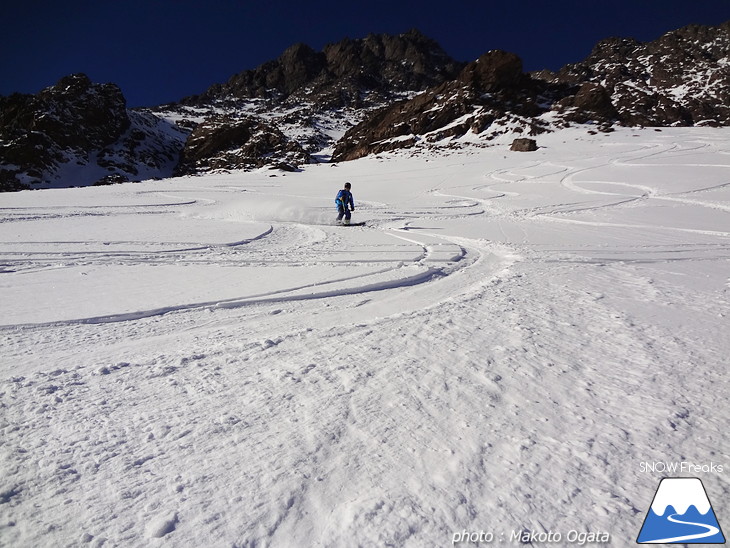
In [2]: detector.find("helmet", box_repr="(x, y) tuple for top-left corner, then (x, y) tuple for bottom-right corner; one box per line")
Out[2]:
(344, 182), (351, 189)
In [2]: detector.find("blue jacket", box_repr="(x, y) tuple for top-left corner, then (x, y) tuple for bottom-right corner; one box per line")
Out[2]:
(335, 189), (354, 209)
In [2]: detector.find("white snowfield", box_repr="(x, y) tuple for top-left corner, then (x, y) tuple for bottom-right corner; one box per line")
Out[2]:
(1, 127), (728, 547)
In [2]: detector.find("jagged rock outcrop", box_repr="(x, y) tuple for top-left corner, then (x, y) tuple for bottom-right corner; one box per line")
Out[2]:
(331, 50), (561, 161)
(160, 29), (466, 175)
(185, 29), (464, 109)
(457, 50), (524, 91)
(548, 21), (730, 126)
(196, 43), (328, 102)
(333, 21), (730, 161)
(0, 74), (187, 191)
(175, 116), (310, 174)
(555, 82), (618, 124)
(0, 74), (129, 190)
(315, 30), (464, 106)
(510, 138), (538, 152)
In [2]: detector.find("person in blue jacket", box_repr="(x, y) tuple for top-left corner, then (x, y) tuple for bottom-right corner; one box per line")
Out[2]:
(335, 182), (355, 224)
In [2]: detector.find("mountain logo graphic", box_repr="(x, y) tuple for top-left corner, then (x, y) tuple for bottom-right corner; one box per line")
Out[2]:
(637, 477), (726, 544)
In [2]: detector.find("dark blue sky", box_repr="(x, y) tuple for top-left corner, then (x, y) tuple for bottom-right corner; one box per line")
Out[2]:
(2, 1), (728, 107)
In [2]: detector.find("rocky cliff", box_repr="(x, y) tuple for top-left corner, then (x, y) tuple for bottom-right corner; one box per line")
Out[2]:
(163, 29), (465, 175)
(549, 21), (730, 126)
(332, 50), (569, 161)
(0, 74), (187, 191)
(184, 29), (464, 109)
(332, 21), (730, 161)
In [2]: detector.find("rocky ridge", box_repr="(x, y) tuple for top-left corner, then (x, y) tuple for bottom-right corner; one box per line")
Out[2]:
(1, 23), (728, 191)
(549, 21), (730, 126)
(333, 21), (730, 161)
(161, 29), (465, 175)
(332, 50), (568, 161)
(0, 74), (187, 191)
(185, 30), (464, 108)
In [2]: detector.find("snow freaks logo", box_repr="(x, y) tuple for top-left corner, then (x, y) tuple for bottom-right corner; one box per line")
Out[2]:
(637, 478), (726, 544)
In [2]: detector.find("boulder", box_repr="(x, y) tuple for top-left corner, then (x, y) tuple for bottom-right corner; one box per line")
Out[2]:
(510, 138), (538, 152)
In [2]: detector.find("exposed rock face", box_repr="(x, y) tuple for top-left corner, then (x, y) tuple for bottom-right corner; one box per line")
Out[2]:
(332, 51), (559, 161)
(176, 116), (310, 173)
(550, 21), (730, 126)
(0, 74), (187, 191)
(198, 43), (328, 101)
(166, 29), (466, 175)
(318, 30), (464, 103)
(0, 74), (129, 190)
(510, 138), (537, 152)
(334, 21), (730, 162)
(186, 29), (464, 109)
(457, 50), (524, 91)
(556, 82), (618, 124)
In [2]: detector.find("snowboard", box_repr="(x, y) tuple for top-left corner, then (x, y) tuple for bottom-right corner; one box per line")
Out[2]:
(337, 221), (366, 226)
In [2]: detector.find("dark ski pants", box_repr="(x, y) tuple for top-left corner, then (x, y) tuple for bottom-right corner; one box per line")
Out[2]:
(337, 205), (351, 222)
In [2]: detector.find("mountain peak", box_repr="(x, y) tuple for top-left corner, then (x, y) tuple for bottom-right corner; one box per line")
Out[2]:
(554, 19), (730, 126)
(185, 30), (463, 106)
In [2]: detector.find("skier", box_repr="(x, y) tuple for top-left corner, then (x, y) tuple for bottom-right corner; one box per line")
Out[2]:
(335, 182), (355, 225)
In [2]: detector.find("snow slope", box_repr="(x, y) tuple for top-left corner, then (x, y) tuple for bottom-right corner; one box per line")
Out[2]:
(1, 127), (728, 547)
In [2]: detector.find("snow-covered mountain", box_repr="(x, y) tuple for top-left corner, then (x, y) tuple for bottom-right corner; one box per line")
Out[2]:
(1, 22), (728, 191)
(158, 29), (465, 175)
(0, 74), (187, 192)
(334, 21), (730, 161)
(548, 21), (730, 127)
(331, 49), (561, 162)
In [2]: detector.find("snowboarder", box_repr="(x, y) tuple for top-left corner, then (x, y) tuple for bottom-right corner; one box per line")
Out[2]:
(335, 182), (355, 225)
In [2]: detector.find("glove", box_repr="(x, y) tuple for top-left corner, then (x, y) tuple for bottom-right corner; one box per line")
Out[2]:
(350, 207), (355, 211)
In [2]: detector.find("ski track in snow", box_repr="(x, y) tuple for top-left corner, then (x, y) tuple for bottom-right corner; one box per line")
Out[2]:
(1, 127), (729, 547)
